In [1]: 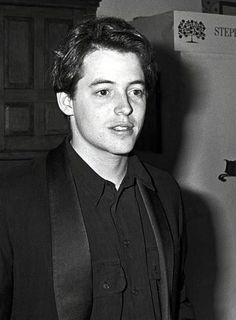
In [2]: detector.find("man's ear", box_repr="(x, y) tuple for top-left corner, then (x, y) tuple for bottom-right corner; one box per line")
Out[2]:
(56, 92), (74, 116)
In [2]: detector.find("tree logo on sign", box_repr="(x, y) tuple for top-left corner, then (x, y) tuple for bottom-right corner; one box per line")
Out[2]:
(178, 19), (206, 43)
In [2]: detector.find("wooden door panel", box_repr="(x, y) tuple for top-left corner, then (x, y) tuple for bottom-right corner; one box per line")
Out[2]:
(0, 6), (76, 156)
(0, 1), (101, 159)
(4, 102), (34, 136)
(4, 16), (34, 89)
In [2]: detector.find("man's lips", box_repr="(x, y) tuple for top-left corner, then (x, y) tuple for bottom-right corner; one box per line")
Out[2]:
(109, 122), (134, 131)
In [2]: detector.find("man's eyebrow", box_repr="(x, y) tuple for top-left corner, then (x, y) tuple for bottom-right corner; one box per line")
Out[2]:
(89, 79), (114, 87)
(129, 80), (145, 86)
(89, 79), (145, 87)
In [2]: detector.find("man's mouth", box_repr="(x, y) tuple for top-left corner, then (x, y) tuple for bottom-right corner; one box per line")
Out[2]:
(109, 121), (134, 132)
(109, 123), (134, 133)
(112, 125), (133, 131)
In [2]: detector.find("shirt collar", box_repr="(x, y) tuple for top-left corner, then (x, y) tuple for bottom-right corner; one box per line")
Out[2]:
(127, 153), (155, 191)
(66, 141), (155, 206)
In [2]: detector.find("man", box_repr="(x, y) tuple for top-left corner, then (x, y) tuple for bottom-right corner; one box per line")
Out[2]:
(0, 17), (194, 320)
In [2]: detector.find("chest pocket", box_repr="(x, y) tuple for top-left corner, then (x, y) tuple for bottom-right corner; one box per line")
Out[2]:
(93, 259), (127, 298)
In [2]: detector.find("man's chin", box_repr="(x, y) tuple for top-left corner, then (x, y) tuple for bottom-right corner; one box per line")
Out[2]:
(111, 144), (136, 156)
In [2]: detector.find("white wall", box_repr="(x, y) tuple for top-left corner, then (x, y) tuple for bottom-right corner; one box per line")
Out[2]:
(97, 0), (202, 21)
(175, 52), (236, 320)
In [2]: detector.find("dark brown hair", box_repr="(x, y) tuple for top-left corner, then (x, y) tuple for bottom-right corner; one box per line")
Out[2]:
(51, 16), (157, 98)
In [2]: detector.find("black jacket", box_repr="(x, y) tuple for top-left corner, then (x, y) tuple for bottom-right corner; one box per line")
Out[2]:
(0, 141), (195, 320)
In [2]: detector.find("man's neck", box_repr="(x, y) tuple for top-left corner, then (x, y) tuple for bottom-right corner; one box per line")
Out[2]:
(70, 140), (128, 190)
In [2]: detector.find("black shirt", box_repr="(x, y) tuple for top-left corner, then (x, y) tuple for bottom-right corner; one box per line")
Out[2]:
(67, 142), (161, 320)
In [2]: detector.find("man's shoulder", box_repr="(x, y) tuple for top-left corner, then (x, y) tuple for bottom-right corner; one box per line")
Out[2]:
(143, 161), (179, 188)
(0, 155), (47, 191)
(0, 140), (67, 192)
(143, 161), (172, 179)
(140, 160), (182, 203)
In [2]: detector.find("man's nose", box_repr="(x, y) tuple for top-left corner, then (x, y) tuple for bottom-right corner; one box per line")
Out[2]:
(114, 92), (133, 116)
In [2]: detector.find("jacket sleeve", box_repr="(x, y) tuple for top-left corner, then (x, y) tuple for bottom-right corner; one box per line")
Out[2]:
(0, 202), (13, 319)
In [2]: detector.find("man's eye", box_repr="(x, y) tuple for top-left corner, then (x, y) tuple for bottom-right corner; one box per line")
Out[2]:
(130, 89), (145, 97)
(97, 89), (109, 96)
(134, 90), (143, 96)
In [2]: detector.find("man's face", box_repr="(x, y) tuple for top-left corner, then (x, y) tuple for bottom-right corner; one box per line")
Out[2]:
(59, 48), (146, 157)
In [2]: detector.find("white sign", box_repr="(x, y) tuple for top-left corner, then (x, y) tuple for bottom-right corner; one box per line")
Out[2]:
(174, 11), (236, 54)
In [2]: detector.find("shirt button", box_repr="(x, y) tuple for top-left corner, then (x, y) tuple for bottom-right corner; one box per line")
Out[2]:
(103, 281), (110, 289)
(153, 264), (161, 279)
(131, 288), (139, 296)
(123, 239), (130, 247)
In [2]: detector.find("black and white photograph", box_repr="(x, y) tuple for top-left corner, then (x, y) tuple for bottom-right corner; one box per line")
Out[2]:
(0, 1), (236, 319)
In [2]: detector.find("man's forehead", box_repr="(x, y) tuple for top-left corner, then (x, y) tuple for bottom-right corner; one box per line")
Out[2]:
(80, 48), (144, 80)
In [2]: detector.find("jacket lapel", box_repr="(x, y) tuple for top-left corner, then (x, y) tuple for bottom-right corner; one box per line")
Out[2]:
(47, 142), (92, 320)
(137, 180), (174, 320)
